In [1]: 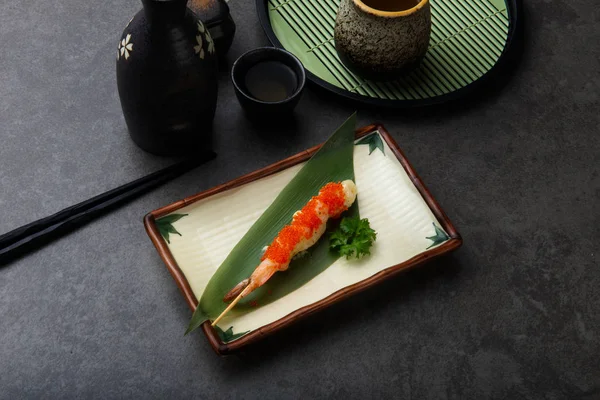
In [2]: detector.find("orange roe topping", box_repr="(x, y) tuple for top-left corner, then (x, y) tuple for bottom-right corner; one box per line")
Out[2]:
(317, 182), (347, 217)
(293, 198), (322, 233)
(262, 182), (347, 266)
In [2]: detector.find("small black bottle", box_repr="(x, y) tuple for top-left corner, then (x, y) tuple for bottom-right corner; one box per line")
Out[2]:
(188, 0), (236, 58)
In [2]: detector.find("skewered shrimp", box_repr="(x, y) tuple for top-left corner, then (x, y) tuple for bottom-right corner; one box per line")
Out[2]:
(211, 180), (357, 326)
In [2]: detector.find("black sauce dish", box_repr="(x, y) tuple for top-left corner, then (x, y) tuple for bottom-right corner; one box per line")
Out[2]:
(231, 47), (306, 118)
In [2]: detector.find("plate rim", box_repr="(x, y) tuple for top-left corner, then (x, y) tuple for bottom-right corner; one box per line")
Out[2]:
(144, 124), (463, 355)
(256, 0), (524, 108)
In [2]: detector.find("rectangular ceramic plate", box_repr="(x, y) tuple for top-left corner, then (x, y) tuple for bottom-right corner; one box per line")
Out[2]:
(144, 124), (462, 354)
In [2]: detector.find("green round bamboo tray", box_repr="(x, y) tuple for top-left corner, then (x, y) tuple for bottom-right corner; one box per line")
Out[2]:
(257, 0), (523, 107)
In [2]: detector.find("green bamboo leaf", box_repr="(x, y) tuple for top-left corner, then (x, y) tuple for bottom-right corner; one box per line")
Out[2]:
(186, 113), (358, 333)
(228, 330), (250, 341)
(165, 225), (181, 236)
(156, 214), (188, 244)
(158, 214), (188, 224)
(355, 133), (385, 155)
(214, 325), (250, 342)
(372, 135), (384, 155)
(185, 307), (209, 335)
(426, 223), (450, 249)
(157, 225), (171, 244)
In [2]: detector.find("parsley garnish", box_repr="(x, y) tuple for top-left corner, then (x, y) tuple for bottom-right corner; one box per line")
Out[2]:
(329, 216), (377, 259)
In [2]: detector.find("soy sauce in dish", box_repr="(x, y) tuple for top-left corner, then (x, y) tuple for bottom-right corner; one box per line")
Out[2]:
(244, 61), (298, 102)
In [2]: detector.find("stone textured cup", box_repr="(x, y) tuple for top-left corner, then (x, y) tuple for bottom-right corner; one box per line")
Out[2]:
(334, 0), (431, 80)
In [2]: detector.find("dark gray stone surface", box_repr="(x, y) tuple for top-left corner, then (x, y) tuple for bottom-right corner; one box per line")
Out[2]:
(1, 0), (598, 398)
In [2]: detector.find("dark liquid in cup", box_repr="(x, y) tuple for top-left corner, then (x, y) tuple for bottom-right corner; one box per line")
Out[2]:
(244, 61), (298, 102)
(361, 0), (419, 12)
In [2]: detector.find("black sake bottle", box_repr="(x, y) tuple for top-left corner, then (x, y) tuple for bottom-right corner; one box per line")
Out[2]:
(116, 0), (218, 156)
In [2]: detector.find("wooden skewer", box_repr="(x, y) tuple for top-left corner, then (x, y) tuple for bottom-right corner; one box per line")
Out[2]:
(211, 285), (252, 327)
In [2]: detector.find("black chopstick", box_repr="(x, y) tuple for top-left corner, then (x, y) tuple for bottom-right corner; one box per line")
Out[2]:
(0, 151), (216, 266)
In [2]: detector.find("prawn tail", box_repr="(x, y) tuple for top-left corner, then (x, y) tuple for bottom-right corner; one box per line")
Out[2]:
(223, 278), (250, 303)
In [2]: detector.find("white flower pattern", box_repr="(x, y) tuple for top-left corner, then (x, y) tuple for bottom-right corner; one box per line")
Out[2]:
(206, 32), (215, 55)
(118, 33), (133, 60)
(194, 21), (214, 58)
(194, 34), (205, 59)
